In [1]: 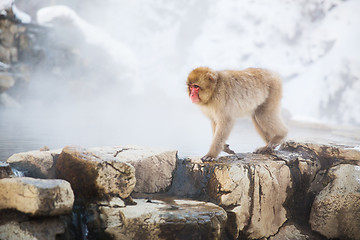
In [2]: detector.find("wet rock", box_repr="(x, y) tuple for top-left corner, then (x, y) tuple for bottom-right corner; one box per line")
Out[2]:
(309, 164), (360, 240)
(208, 154), (292, 239)
(0, 177), (74, 216)
(0, 218), (65, 240)
(7, 149), (61, 178)
(278, 141), (360, 223)
(166, 157), (212, 199)
(88, 198), (227, 240)
(0, 161), (13, 178)
(56, 145), (136, 200)
(92, 146), (177, 193)
(280, 141), (360, 167)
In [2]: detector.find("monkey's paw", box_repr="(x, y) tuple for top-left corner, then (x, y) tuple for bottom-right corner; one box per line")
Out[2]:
(223, 144), (236, 155)
(254, 146), (274, 155)
(201, 155), (216, 162)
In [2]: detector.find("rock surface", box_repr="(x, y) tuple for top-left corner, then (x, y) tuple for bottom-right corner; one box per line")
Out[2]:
(7, 149), (61, 178)
(87, 198), (227, 240)
(92, 145), (177, 193)
(309, 164), (360, 240)
(0, 6), (33, 105)
(0, 218), (65, 240)
(268, 224), (321, 240)
(56, 145), (136, 199)
(280, 141), (360, 166)
(179, 154), (292, 239)
(0, 177), (74, 216)
(1, 141), (359, 239)
(168, 141), (360, 239)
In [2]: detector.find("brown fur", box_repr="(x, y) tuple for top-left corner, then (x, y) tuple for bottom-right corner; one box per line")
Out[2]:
(187, 67), (288, 161)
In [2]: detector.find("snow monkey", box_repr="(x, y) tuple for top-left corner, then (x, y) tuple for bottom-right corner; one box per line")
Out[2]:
(186, 67), (288, 162)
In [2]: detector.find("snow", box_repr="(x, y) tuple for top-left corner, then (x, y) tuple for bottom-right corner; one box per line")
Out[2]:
(283, 0), (360, 125)
(12, 4), (31, 23)
(0, 1), (31, 23)
(36, 5), (141, 93)
(352, 146), (360, 152)
(0, 0), (12, 11)
(36, 5), (135, 69)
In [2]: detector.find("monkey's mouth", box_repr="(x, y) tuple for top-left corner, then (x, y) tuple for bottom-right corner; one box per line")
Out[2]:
(190, 96), (200, 103)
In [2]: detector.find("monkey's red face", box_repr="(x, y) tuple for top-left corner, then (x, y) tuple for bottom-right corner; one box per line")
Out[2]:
(187, 67), (218, 105)
(189, 84), (200, 103)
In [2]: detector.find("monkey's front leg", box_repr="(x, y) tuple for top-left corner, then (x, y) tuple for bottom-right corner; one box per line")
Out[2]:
(202, 119), (235, 162)
(211, 120), (235, 155)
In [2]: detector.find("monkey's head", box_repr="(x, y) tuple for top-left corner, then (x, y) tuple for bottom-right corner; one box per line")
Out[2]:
(187, 67), (218, 105)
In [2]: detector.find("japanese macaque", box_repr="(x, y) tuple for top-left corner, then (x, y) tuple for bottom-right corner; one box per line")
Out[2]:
(187, 67), (288, 162)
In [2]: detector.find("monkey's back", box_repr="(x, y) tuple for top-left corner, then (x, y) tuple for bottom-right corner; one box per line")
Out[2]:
(215, 68), (282, 117)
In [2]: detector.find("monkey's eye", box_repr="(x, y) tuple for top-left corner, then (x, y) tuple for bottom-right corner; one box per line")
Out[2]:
(192, 85), (200, 90)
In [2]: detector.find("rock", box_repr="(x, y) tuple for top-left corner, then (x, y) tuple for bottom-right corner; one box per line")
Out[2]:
(7, 149), (61, 178)
(309, 164), (360, 240)
(0, 73), (14, 93)
(0, 44), (11, 63)
(166, 157), (211, 198)
(209, 154), (292, 239)
(0, 24), (14, 48)
(172, 154), (292, 239)
(2, 141), (359, 239)
(280, 141), (360, 166)
(0, 218), (65, 240)
(0, 161), (13, 178)
(0, 177), (74, 216)
(279, 141), (360, 224)
(88, 198), (227, 240)
(268, 224), (322, 240)
(56, 145), (136, 199)
(92, 146), (177, 193)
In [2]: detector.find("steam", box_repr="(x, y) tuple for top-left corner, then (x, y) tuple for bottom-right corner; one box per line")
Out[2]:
(1, 2), (218, 158)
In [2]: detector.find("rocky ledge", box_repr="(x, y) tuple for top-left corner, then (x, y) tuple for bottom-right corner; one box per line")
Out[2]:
(1, 141), (359, 240)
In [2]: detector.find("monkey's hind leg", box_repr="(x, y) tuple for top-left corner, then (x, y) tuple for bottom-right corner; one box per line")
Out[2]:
(252, 109), (287, 154)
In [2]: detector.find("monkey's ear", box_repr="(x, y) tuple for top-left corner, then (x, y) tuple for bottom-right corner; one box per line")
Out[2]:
(207, 72), (217, 82)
